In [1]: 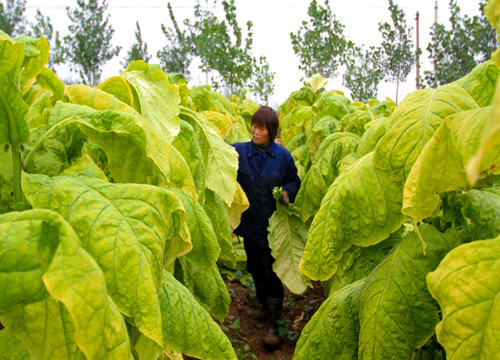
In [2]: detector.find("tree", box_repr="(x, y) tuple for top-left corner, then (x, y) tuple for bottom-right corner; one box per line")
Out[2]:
(30, 9), (64, 69)
(423, 0), (496, 88)
(0, 0), (27, 36)
(378, 0), (414, 104)
(157, 2), (193, 76)
(250, 56), (275, 104)
(290, 0), (352, 79)
(343, 46), (383, 102)
(63, 0), (121, 86)
(122, 21), (151, 69)
(162, 0), (275, 102)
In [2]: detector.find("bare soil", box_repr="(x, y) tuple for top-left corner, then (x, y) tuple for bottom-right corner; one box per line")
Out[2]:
(185, 277), (325, 360)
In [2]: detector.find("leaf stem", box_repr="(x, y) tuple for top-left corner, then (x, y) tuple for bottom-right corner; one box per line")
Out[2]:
(412, 218), (427, 256)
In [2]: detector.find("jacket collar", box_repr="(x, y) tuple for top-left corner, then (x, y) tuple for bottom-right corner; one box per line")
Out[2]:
(248, 140), (277, 158)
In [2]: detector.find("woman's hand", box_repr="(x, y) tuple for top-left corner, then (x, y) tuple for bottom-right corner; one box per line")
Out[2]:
(279, 191), (289, 206)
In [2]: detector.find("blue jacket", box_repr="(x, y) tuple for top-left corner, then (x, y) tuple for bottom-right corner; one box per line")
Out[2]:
(232, 141), (301, 241)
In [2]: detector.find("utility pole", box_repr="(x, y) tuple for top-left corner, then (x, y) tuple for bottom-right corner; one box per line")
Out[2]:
(434, 0), (438, 78)
(416, 11), (420, 88)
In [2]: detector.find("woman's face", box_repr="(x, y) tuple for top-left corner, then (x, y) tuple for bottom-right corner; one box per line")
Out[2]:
(251, 123), (270, 145)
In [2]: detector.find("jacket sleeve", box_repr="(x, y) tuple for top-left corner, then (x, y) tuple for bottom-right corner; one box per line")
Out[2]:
(282, 155), (301, 203)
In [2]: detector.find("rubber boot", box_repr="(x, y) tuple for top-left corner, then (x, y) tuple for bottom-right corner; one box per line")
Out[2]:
(255, 297), (267, 320)
(262, 297), (282, 348)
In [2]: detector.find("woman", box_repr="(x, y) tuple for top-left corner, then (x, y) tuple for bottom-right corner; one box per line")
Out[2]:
(232, 105), (301, 347)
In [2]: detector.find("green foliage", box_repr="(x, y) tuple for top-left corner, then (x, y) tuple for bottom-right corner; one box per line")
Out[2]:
(162, 0), (274, 102)
(0, 0), (27, 36)
(157, 2), (193, 76)
(121, 21), (151, 69)
(290, 0), (352, 79)
(63, 0), (121, 86)
(378, 0), (415, 103)
(423, 0), (497, 88)
(343, 46), (383, 102)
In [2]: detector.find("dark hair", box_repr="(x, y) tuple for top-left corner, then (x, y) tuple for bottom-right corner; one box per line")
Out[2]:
(251, 105), (279, 140)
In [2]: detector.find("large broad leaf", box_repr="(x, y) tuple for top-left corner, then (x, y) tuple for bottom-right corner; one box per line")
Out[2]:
(301, 152), (405, 281)
(175, 258), (231, 322)
(36, 67), (65, 102)
(0, 209), (131, 359)
(295, 132), (359, 223)
(0, 33), (29, 149)
(323, 231), (401, 297)
(22, 173), (184, 346)
(172, 120), (206, 202)
(180, 107), (238, 206)
(374, 85), (479, 183)
(122, 61), (180, 139)
(3, 299), (85, 360)
(460, 188), (500, 240)
(159, 270), (237, 360)
(224, 182), (249, 230)
(427, 238), (500, 360)
(293, 280), (364, 360)
(171, 189), (220, 270)
(358, 225), (459, 360)
(98, 76), (135, 108)
(15, 36), (49, 94)
(29, 101), (196, 199)
(281, 105), (316, 146)
(468, 79), (500, 185)
(452, 60), (499, 107)
(204, 190), (237, 268)
(485, 0), (500, 68)
(356, 117), (387, 157)
(403, 107), (500, 221)
(0, 328), (30, 360)
(268, 202), (309, 294)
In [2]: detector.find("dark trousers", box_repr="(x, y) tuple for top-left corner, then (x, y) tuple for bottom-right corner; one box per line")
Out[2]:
(243, 233), (283, 304)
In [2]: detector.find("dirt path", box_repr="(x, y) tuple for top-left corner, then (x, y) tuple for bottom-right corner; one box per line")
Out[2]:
(218, 279), (325, 360)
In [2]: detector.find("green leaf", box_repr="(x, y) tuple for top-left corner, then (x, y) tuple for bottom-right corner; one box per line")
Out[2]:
(36, 67), (65, 102)
(460, 188), (500, 240)
(2, 299), (84, 360)
(374, 85), (479, 183)
(358, 225), (460, 360)
(403, 107), (499, 221)
(281, 106), (315, 146)
(301, 152), (405, 281)
(0, 209), (131, 359)
(293, 280), (364, 360)
(172, 189), (221, 269)
(122, 61), (181, 139)
(98, 76), (135, 107)
(0, 328), (30, 360)
(452, 60), (499, 107)
(0, 35), (29, 149)
(172, 120), (206, 201)
(159, 270), (237, 360)
(468, 79), (500, 185)
(180, 107), (238, 206)
(15, 36), (49, 94)
(268, 203), (309, 294)
(204, 190), (237, 268)
(295, 132), (359, 223)
(427, 238), (500, 360)
(356, 117), (387, 157)
(22, 173), (182, 347)
(34, 102), (197, 199)
(175, 258), (231, 322)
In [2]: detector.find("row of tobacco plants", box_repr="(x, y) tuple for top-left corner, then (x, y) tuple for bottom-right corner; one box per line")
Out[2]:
(2, 0), (500, 358)
(0, 27), (263, 359)
(266, 0), (499, 358)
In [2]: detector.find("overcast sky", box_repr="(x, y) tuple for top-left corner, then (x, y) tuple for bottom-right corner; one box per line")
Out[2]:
(25, 0), (483, 107)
